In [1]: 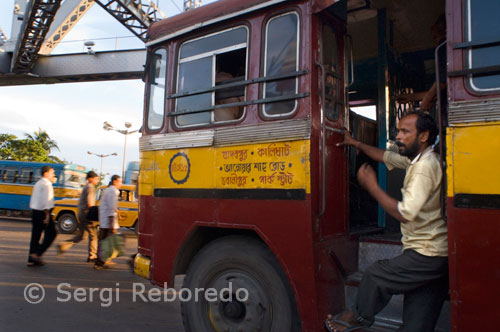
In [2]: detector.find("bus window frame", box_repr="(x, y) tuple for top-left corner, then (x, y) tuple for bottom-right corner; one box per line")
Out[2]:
(33, 168), (42, 183)
(320, 20), (342, 123)
(145, 47), (169, 132)
(463, 0), (500, 94)
(260, 10), (301, 119)
(3, 167), (19, 183)
(19, 167), (34, 184)
(172, 25), (250, 129)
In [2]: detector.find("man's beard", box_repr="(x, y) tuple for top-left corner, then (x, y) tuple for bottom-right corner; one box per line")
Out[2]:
(396, 139), (419, 159)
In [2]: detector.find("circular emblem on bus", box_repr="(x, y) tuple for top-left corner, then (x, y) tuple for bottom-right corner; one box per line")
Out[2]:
(169, 152), (191, 185)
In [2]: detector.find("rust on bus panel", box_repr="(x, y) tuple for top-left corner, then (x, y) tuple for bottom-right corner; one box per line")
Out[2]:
(139, 140), (311, 196)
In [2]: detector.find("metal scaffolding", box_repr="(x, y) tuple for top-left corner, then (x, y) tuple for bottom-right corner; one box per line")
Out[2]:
(11, 0), (63, 73)
(93, 0), (167, 42)
(39, 0), (95, 55)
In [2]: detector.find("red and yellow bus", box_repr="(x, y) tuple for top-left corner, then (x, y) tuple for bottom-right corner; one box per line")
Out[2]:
(134, 0), (500, 331)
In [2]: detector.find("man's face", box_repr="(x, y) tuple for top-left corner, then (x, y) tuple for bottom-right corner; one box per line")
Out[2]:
(44, 169), (55, 183)
(113, 177), (123, 189)
(396, 115), (420, 159)
(89, 176), (99, 185)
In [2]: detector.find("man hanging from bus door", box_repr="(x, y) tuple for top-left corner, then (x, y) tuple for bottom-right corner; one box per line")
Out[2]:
(57, 171), (99, 262)
(27, 166), (57, 266)
(325, 111), (448, 332)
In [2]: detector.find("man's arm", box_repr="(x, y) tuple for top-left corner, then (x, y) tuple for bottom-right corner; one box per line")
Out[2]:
(87, 186), (96, 208)
(357, 163), (408, 224)
(41, 182), (50, 224)
(420, 82), (446, 111)
(337, 131), (385, 163)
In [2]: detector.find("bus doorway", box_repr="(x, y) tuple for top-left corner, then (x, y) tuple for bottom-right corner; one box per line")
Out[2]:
(346, 0), (446, 235)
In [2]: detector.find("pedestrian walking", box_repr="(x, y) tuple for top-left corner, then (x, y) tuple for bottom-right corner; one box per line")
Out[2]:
(57, 170), (99, 262)
(27, 166), (57, 266)
(94, 174), (122, 269)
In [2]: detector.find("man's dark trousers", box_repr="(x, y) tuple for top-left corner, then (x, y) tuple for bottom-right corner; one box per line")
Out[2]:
(29, 209), (57, 256)
(354, 249), (449, 332)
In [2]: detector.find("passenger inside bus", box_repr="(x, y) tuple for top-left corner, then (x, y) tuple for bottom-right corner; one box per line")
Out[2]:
(396, 14), (447, 116)
(214, 50), (245, 122)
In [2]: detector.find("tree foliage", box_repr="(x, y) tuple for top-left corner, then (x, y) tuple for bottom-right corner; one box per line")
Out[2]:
(25, 128), (60, 153)
(1, 130), (62, 163)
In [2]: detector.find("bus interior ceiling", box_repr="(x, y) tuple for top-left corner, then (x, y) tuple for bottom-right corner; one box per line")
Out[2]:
(345, 0), (445, 235)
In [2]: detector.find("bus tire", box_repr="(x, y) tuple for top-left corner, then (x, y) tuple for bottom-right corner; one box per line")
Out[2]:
(181, 235), (301, 332)
(56, 213), (77, 234)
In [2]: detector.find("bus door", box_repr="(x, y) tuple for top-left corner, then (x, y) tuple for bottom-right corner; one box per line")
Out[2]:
(318, 12), (348, 238)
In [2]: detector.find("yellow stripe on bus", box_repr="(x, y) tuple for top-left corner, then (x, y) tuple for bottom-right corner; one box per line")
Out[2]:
(139, 140), (311, 196)
(447, 121), (500, 197)
(0, 184), (81, 198)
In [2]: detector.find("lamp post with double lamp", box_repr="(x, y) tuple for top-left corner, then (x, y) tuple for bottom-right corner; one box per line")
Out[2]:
(103, 121), (139, 179)
(87, 151), (117, 182)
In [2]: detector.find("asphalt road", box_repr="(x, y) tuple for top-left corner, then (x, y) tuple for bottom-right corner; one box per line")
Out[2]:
(0, 218), (185, 332)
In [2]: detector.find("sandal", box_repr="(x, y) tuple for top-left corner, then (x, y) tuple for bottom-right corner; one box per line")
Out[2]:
(325, 312), (367, 332)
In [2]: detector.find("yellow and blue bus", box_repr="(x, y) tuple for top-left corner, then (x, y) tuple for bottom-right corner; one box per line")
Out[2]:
(0, 160), (88, 215)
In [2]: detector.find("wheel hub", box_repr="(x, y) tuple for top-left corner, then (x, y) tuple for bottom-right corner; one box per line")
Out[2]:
(222, 296), (246, 320)
(207, 271), (272, 332)
(61, 218), (74, 231)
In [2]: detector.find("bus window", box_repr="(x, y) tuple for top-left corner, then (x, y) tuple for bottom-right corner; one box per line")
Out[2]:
(175, 26), (248, 127)
(322, 23), (340, 121)
(147, 48), (167, 131)
(465, 0), (500, 92)
(263, 12), (299, 117)
(19, 168), (34, 184)
(119, 189), (132, 202)
(64, 170), (86, 188)
(33, 168), (41, 183)
(3, 168), (19, 183)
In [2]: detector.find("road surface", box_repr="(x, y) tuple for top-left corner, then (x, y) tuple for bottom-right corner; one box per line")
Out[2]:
(0, 217), (185, 332)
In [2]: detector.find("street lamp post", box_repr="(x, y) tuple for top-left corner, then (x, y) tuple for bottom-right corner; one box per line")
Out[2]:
(87, 151), (118, 181)
(103, 121), (139, 179)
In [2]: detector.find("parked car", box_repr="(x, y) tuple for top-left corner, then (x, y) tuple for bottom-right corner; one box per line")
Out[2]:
(52, 184), (138, 234)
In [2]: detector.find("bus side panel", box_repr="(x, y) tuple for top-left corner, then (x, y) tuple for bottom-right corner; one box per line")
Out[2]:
(0, 193), (31, 210)
(146, 195), (323, 331)
(447, 202), (500, 332)
(446, 123), (500, 332)
(139, 137), (323, 330)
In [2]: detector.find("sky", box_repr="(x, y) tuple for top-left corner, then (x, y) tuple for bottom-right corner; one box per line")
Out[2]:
(0, 0), (216, 181)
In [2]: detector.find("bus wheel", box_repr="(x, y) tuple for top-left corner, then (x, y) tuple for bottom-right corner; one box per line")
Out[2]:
(181, 236), (301, 332)
(56, 213), (77, 234)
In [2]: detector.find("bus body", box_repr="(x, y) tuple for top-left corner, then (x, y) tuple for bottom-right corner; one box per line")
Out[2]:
(445, 0), (500, 329)
(134, 0), (500, 331)
(0, 160), (88, 214)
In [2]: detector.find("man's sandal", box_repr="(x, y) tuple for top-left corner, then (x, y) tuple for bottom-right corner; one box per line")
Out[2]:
(325, 313), (366, 332)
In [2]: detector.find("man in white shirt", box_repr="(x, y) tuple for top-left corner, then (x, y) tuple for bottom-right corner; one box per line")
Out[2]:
(95, 174), (122, 268)
(28, 166), (57, 266)
(326, 111), (448, 332)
